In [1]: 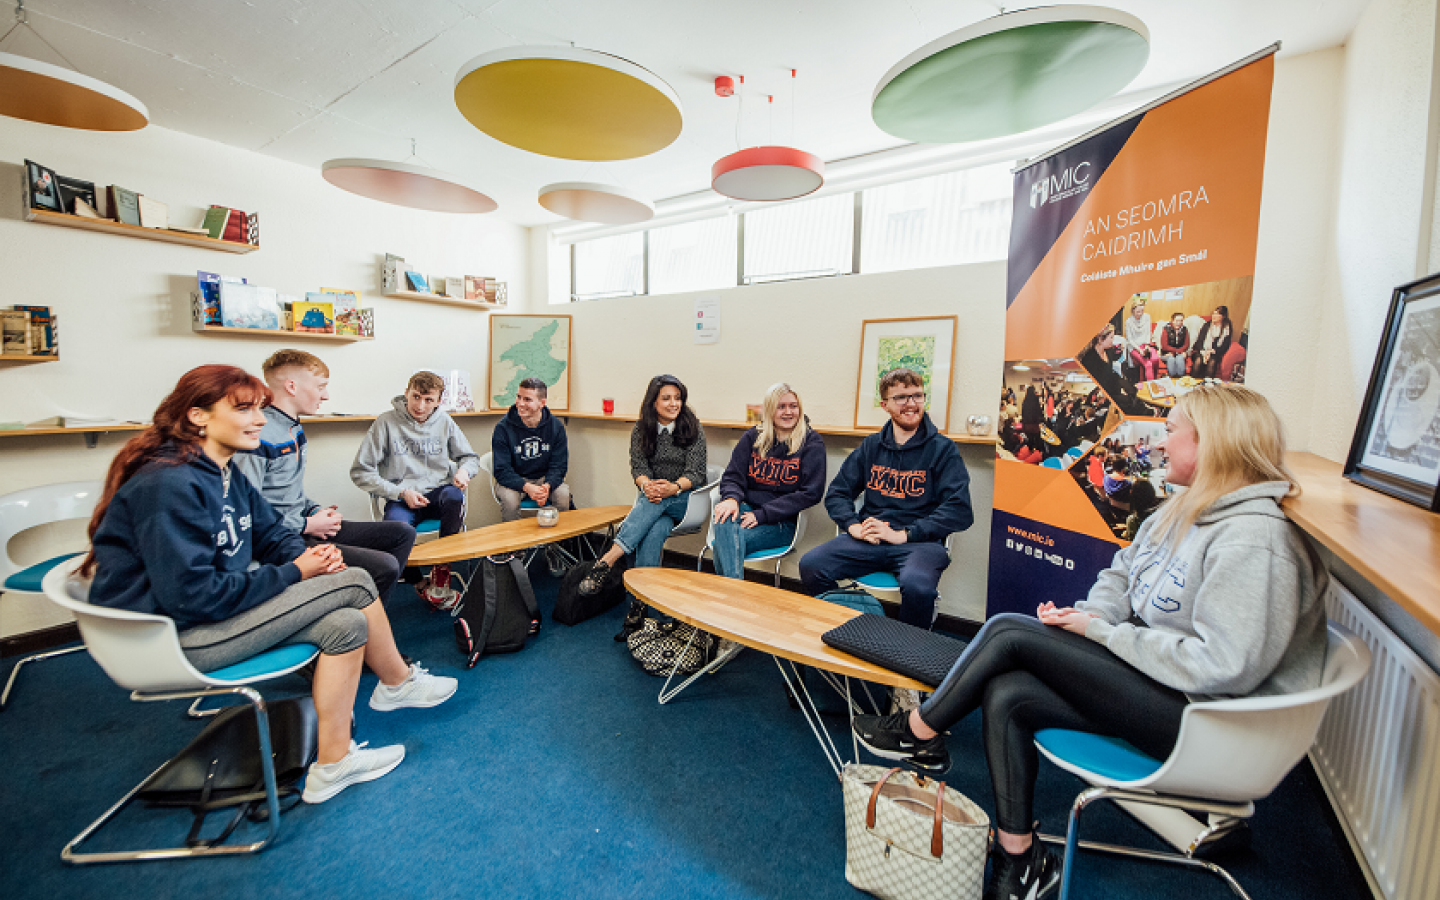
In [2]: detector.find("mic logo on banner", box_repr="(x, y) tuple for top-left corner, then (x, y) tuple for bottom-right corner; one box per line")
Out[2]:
(1029, 161), (1092, 208)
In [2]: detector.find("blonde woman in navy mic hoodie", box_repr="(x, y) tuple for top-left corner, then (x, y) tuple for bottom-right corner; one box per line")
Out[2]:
(798, 368), (973, 629)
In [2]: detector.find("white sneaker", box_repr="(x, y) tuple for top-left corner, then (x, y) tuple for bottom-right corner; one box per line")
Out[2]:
(369, 662), (459, 711)
(301, 741), (405, 804)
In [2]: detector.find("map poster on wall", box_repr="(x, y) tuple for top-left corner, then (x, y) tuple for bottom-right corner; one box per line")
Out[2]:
(853, 316), (956, 432)
(488, 315), (572, 411)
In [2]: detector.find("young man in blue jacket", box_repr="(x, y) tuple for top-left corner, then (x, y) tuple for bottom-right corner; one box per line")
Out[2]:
(799, 368), (973, 630)
(490, 378), (572, 521)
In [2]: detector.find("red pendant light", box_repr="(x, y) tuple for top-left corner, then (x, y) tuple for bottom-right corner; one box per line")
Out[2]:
(711, 71), (824, 202)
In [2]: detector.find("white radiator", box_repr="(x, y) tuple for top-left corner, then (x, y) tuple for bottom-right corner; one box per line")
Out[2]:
(1312, 583), (1440, 900)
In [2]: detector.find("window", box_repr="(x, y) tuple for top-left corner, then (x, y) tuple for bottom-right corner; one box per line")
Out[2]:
(572, 231), (644, 300)
(860, 163), (1013, 273)
(648, 217), (738, 295)
(742, 192), (854, 284)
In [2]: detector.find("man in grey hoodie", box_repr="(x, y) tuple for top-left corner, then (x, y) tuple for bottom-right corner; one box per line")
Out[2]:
(350, 370), (481, 608)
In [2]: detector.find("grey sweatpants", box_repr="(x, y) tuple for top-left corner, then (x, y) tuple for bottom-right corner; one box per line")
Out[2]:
(178, 569), (377, 672)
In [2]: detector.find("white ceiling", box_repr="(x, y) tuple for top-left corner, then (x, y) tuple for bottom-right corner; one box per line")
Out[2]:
(2, 0), (1370, 227)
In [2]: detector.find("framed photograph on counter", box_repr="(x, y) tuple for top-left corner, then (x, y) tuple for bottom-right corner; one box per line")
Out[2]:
(487, 315), (571, 411)
(1345, 271), (1440, 510)
(853, 316), (956, 431)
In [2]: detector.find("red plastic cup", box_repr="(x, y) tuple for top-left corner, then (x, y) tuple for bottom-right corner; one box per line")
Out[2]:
(603, 397), (615, 415)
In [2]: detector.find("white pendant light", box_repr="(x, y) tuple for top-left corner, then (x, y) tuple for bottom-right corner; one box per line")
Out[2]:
(0, 1), (147, 131)
(322, 143), (497, 214)
(710, 71), (824, 202)
(538, 182), (654, 225)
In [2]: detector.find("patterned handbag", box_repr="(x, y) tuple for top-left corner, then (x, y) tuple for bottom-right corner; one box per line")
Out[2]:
(625, 616), (718, 677)
(841, 764), (990, 900)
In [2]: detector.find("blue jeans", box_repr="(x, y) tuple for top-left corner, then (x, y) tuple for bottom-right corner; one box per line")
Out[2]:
(798, 535), (950, 628)
(383, 485), (466, 537)
(710, 503), (795, 580)
(614, 491), (691, 569)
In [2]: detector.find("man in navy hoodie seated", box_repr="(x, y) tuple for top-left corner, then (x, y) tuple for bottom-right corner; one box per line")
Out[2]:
(799, 368), (973, 629)
(491, 378), (572, 521)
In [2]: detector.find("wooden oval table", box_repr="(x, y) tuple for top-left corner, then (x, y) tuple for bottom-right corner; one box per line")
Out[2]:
(408, 505), (630, 566)
(625, 568), (930, 776)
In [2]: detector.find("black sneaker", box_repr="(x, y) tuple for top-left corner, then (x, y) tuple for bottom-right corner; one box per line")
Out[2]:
(578, 560), (611, 596)
(852, 710), (951, 774)
(984, 838), (1062, 900)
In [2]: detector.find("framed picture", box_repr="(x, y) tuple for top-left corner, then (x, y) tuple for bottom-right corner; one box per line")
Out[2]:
(853, 316), (957, 431)
(24, 159), (61, 212)
(488, 315), (571, 411)
(1344, 271), (1440, 510)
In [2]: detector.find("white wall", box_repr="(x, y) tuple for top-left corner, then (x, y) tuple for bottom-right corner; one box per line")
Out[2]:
(0, 119), (528, 635)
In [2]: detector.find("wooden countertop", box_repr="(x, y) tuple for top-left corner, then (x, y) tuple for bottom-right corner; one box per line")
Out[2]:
(1284, 451), (1440, 636)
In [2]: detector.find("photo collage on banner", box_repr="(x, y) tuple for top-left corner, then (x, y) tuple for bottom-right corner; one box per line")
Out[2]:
(988, 48), (1276, 617)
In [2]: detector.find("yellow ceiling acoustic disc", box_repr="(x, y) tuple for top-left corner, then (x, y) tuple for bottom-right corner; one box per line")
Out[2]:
(454, 47), (682, 161)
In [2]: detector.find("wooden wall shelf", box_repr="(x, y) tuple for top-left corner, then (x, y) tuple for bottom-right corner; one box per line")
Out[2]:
(26, 208), (259, 254)
(556, 411), (996, 445)
(1284, 452), (1440, 637)
(386, 290), (502, 310)
(0, 354), (57, 366)
(192, 325), (372, 342)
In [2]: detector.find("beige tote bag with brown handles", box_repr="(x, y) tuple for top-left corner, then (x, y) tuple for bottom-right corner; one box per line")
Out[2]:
(842, 763), (991, 900)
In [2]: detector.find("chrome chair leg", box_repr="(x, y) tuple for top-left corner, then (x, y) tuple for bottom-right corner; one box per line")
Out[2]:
(0, 644), (86, 711)
(1043, 786), (1255, 900)
(62, 686), (282, 864)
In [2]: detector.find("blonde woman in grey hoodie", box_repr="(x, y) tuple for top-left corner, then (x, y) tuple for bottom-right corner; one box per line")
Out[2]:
(852, 384), (1329, 900)
(351, 371), (480, 608)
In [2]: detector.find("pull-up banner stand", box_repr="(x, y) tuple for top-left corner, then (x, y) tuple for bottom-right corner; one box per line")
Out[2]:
(987, 45), (1278, 617)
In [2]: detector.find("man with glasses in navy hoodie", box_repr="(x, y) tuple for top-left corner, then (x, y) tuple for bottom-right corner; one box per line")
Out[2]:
(799, 368), (973, 632)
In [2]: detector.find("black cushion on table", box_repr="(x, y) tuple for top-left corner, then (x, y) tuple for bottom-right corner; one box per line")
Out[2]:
(821, 614), (968, 688)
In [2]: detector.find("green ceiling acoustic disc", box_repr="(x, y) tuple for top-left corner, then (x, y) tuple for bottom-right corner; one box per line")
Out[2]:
(872, 6), (1149, 144)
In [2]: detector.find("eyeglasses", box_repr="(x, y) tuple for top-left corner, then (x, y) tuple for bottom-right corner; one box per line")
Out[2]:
(886, 392), (926, 406)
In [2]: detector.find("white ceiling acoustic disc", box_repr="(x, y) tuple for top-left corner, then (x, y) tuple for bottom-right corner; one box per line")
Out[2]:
(321, 158), (498, 213)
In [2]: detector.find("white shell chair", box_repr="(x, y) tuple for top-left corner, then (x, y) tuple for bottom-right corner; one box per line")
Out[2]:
(1034, 622), (1372, 900)
(696, 485), (809, 588)
(0, 480), (102, 711)
(41, 557), (319, 863)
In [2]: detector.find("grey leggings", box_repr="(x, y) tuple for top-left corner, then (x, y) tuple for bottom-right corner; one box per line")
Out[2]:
(178, 569), (378, 672)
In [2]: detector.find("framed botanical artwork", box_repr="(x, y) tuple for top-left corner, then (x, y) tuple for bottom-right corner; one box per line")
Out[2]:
(487, 314), (572, 411)
(1345, 271), (1440, 510)
(853, 316), (957, 431)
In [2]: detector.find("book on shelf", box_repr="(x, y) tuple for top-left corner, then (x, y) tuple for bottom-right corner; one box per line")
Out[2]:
(73, 198), (102, 219)
(246, 212), (260, 247)
(222, 208), (248, 243)
(405, 270), (430, 293)
(383, 254), (407, 293)
(320, 288), (359, 314)
(443, 277), (465, 299)
(55, 175), (97, 217)
(14, 306), (56, 355)
(335, 306), (374, 337)
(202, 206), (231, 239)
(1, 309), (31, 354)
(218, 282), (281, 330)
(25, 160), (61, 213)
(292, 299), (334, 334)
(108, 186), (141, 225)
(494, 282), (507, 305)
(464, 275), (483, 301)
(138, 195), (169, 229)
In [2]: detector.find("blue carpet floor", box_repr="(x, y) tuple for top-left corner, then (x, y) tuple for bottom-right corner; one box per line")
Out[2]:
(1, 567), (1372, 900)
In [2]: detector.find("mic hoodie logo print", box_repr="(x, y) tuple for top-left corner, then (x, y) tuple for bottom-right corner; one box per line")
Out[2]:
(866, 465), (927, 499)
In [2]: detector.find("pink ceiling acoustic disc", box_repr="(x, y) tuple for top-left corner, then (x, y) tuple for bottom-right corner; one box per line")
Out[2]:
(322, 158), (497, 213)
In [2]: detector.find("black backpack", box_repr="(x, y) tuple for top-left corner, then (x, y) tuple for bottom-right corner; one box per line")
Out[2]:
(553, 556), (629, 626)
(454, 553), (540, 668)
(137, 696), (318, 848)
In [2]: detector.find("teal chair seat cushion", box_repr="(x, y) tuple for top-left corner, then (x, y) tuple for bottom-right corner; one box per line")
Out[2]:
(520, 499), (539, 509)
(1035, 728), (1164, 783)
(744, 546), (788, 562)
(4, 552), (84, 593)
(415, 520), (441, 534)
(204, 643), (319, 682)
(854, 571), (900, 590)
